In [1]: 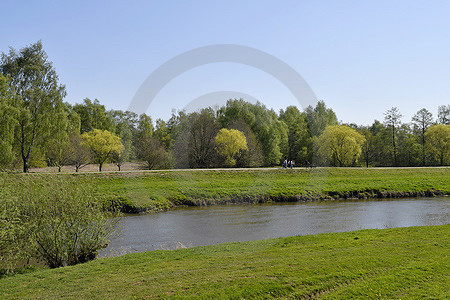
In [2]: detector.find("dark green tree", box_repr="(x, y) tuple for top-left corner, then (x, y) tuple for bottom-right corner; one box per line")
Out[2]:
(411, 108), (433, 165)
(188, 108), (219, 168)
(383, 107), (402, 166)
(73, 98), (114, 133)
(279, 106), (309, 163)
(305, 100), (338, 137)
(437, 105), (449, 125)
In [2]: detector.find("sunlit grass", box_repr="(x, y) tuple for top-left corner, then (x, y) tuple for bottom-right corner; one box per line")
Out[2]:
(1, 167), (448, 212)
(0, 225), (448, 299)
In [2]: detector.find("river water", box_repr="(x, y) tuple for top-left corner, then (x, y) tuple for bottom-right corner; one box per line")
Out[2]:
(99, 197), (449, 257)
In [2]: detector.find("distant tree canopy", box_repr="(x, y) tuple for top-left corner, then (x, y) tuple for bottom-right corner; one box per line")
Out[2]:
(215, 128), (248, 167)
(425, 124), (449, 166)
(81, 129), (124, 172)
(0, 41), (449, 171)
(317, 125), (366, 167)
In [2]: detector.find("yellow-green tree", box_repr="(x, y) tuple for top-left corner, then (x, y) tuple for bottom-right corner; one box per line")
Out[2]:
(81, 129), (124, 171)
(318, 125), (366, 167)
(215, 129), (248, 167)
(425, 124), (449, 166)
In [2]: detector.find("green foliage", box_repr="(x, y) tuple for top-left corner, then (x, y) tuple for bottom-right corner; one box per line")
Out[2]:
(384, 107), (403, 166)
(425, 124), (450, 165)
(217, 99), (288, 165)
(187, 108), (219, 168)
(437, 104), (449, 125)
(279, 106), (309, 163)
(1, 41), (67, 172)
(82, 129), (124, 171)
(0, 190), (31, 272)
(0, 177), (117, 270)
(154, 118), (172, 150)
(305, 100), (338, 137)
(215, 128), (248, 166)
(318, 125), (366, 166)
(73, 98), (114, 133)
(0, 74), (19, 168)
(68, 131), (91, 172)
(228, 119), (264, 167)
(136, 134), (171, 170)
(412, 108), (434, 165)
(0, 225), (448, 298)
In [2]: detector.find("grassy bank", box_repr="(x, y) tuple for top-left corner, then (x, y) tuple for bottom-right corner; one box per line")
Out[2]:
(1, 167), (449, 212)
(1, 225), (448, 299)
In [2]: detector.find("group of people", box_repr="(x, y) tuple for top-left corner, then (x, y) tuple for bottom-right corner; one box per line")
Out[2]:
(282, 159), (295, 169)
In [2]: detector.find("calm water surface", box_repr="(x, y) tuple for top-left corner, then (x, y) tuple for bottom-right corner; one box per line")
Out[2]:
(99, 197), (449, 257)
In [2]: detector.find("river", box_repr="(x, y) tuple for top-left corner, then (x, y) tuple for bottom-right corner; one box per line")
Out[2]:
(99, 197), (449, 257)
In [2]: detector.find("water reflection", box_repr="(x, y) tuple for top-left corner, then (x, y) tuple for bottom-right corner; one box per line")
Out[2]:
(99, 197), (449, 257)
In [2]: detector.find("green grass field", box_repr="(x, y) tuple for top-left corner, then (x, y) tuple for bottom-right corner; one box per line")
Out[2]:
(1, 225), (448, 299)
(1, 167), (449, 212)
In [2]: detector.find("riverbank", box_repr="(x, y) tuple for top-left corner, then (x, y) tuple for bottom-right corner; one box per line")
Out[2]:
(1, 167), (449, 213)
(1, 225), (448, 298)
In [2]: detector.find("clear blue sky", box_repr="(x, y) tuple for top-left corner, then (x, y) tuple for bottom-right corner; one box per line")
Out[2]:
(1, 0), (449, 125)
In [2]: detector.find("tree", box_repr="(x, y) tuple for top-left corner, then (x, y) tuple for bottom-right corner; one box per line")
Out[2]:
(317, 125), (366, 167)
(228, 119), (264, 167)
(109, 111), (135, 171)
(305, 100), (338, 137)
(0, 74), (19, 168)
(412, 108), (433, 165)
(45, 103), (80, 172)
(136, 113), (154, 139)
(188, 108), (219, 168)
(425, 124), (449, 166)
(154, 119), (172, 150)
(215, 129), (248, 167)
(359, 127), (375, 167)
(81, 129), (124, 171)
(1, 41), (67, 172)
(217, 99), (288, 166)
(136, 134), (170, 169)
(73, 98), (114, 133)
(279, 106), (309, 163)
(384, 107), (402, 166)
(437, 105), (449, 125)
(68, 132), (91, 172)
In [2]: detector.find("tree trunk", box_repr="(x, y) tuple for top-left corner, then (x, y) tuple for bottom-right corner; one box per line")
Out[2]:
(58, 166), (62, 172)
(23, 157), (29, 173)
(99, 163), (102, 172)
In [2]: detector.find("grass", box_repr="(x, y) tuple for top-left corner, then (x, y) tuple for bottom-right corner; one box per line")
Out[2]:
(0, 225), (448, 299)
(1, 167), (449, 212)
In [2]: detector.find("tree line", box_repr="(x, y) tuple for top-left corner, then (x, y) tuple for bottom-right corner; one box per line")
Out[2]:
(1, 41), (449, 172)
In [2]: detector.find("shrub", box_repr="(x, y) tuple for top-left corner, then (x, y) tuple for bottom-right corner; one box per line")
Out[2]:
(0, 177), (118, 269)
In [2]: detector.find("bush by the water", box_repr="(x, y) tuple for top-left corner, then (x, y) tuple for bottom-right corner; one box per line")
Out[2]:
(0, 177), (117, 271)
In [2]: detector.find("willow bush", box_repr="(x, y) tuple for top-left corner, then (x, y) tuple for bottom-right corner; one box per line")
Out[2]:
(0, 177), (118, 270)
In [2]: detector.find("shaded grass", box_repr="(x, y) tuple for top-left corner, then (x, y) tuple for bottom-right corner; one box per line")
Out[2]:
(1, 167), (449, 212)
(0, 225), (448, 299)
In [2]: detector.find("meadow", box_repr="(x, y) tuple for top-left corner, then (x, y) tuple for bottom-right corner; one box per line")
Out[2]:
(0, 225), (448, 299)
(2, 167), (448, 212)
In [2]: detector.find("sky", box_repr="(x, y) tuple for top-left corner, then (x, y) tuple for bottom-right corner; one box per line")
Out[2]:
(1, 0), (449, 125)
